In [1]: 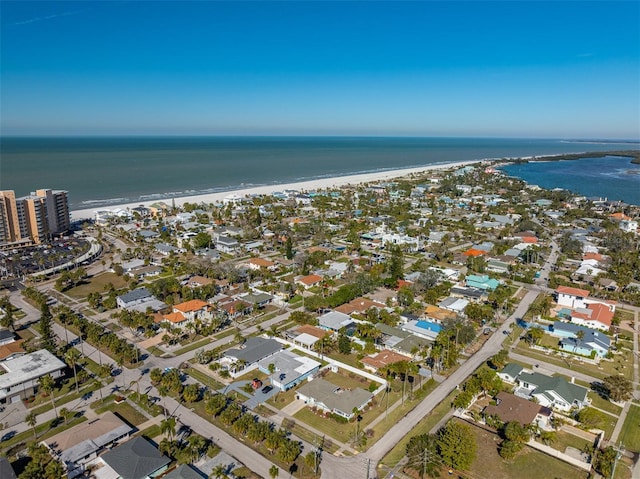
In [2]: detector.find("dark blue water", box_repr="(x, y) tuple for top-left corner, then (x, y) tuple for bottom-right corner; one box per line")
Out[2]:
(1, 136), (637, 209)
(501, 156), (640, 205)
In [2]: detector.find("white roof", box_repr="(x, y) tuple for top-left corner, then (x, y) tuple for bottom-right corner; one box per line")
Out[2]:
(294, 333), (320, 347)
(0, 350), (65, 387)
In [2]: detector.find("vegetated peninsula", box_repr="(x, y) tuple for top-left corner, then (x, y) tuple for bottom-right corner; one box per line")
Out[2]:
(507, 149), (640, 164)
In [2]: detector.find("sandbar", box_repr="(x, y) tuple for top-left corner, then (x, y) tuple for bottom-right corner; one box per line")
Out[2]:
(70, 160), (481, 220)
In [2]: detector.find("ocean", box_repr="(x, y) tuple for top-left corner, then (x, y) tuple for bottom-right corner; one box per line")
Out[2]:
(1, 136), (638, 209)
(501, 155), (640, 206)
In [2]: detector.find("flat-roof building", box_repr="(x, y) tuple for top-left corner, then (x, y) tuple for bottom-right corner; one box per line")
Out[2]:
(0, 349), (66, 403)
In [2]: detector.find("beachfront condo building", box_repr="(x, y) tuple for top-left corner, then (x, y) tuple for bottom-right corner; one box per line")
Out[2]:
(0, 188), (70, 247)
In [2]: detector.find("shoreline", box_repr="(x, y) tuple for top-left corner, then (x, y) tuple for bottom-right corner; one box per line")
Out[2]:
(71, 160), (479, 220)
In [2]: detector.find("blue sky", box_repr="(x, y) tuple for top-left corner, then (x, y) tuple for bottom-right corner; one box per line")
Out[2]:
(1, 1), (638, 138)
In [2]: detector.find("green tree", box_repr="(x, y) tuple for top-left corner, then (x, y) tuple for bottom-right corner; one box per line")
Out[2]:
(337, 333), (352, 354)
(387, 245), (404, 284)
(25, 412), (38, 439)
(160, 416), (177, 441)
(489, 349), (509, 370)
(38, 374), (58, 418)
(269, 465), (279, 479)
(65, 348), (81, 394)
(602, 375), (633, 402)
(406, 433), (440, 478)
(437, 420), (476, 470)
(39, 302), (56, 352)
(285, 236), (294, 260)
(593, 446), (618, 478)
(182, 383), (201, 403)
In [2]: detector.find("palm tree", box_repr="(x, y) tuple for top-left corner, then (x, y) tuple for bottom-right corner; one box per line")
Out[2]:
(268, 363), (276, 387)
(160, 416), (177, 441)
(59, 407), (71, 425)
(39, 374), (58, 418)
(574, 329), (585, 352)
(65, 348), (81, 394)
(211, 464), (227, 479)
(25, 412), (37, 439)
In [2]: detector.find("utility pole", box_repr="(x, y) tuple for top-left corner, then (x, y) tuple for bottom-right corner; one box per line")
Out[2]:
(610, 441), (625, 479)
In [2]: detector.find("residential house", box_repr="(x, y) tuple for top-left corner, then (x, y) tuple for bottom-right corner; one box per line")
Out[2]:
(257, 349), (321, 391)
(483, 391), (552, 429)
(0, 329), (16, 346)
(0, 339), (25, 362)
(296, 274), (323, 290)
(173, 299), (212, 323)
(465, 274), (500, 291)
(361, 349), (412, 374)
(335, 297), (386, 315)
(569, 303), (614, 332)
(290, 325), (329, 350)
(241, 292), (273, 309)
(96, 436), (170, 479)
(162, 465), (203, 479)
(246, 257), (277, 271)
(374, 323), (430, 358)
(0, 349), (66, 404)
(215, 235), (240, 254)
(555, 286), (616, 313)
(116, 288), (166, 312)
(0, 458), (17, 479)
(318, 311), (356, 334)
(514, 370), (589, 412)
(497, 363), (524, 383)
(222, 337), (283, 377)
(296, 378), (373, 420)
(552, 321), (610, 357)
(43, 411), (133, 478)
(399, 319), (441, 341)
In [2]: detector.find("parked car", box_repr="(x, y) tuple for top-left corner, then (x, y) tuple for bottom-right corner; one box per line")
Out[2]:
(261, 385), (273, 394)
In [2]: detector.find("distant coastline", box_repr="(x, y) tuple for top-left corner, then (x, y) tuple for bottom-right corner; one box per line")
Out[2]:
(503, 150), (640, 165)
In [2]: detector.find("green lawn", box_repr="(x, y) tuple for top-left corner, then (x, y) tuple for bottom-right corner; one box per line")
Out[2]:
(30, 380), (103, 415)
(1, 415), (87, 458)
(95, 400), (148, 426)
(587, 391), (623, 416)
(381, 388), (458, 467)
(618, 404), (640, 453)
(540, 430), (591, 454)
(464, 421), (589, 479)
(136, 423), (162, 440)
(65, 272), (128, 299)
(185, 368), (225, 391)
(173, 337), (212, 356)
(514, 343), (633, 380)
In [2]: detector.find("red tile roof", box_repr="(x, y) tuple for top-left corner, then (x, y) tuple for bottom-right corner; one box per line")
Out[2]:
(463, 248), (487, 257)
(556, 285), (590, 298)
(361, 349), (411, 370)
(174, 299), (209, 313)
(297, 274), (323, 286)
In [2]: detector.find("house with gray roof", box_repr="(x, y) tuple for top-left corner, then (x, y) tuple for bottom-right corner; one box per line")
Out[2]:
(162, 465), (204, 479)
(43, 411), (133, 478)
(552, 321), (610, 358)
(497, 363), (524, 383)
(499, 363), (588, 412)
(222, 337), (283, 377)
(257, 349), (320, 391)
(318, 311), (355, 333)
(116, 287), (166, 313)
(296, 378), (373, 420)
(0, 457), (17, 479)
(98, 436), (170, 479)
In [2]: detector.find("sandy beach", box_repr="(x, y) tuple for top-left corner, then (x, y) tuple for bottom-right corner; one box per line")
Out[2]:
(71, 160), (480, 220)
